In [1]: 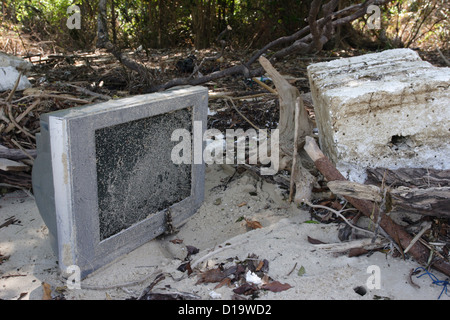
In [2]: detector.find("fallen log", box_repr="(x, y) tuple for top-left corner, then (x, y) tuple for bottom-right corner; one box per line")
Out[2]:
(366, 167), (450, 188)
(303, 136), (450, 277)
(390, 187), (449, 218)
(327, 180), (450, 218)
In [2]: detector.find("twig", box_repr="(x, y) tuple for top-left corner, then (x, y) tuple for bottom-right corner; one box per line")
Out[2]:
(403, 222), (432, 254)
(10, 139), (35, 162)
(313, 238), (388, 252)
(408, 268), (421, 289)
(209, 92), (277, 101)
(137, 273), (166, 300)
(6, 71), (23, 103)
(289, 99), (301, 202)
(78, 269), (163, 291)
(12, 94), (90, 104)
(63, 83), (111, 101)
(251, 77), (278, 94)
(436, 48), (450, 66)
(4, 99), (40, 134)
(304, 200), (377, 237)
(191, 240), (249, 270)
(225, 97), (261, 131)
(286, 262), (298, 276)
(7, 103), (36, 140)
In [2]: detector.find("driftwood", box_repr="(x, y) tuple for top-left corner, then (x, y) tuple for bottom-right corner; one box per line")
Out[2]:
(258, 56), (316, 203)
(366, 167), (450, 188)
(0, 145), (37, 160)
(390, 187), (450, 218)
(327, 180), (450, 218)
(303, 136), (450, 277)
(0, 158), (29, 172)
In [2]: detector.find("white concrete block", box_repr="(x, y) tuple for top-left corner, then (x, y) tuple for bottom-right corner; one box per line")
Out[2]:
(0, 66), (32, 91)
(0, 52), (32, 92)
(307, 49), (450, 183)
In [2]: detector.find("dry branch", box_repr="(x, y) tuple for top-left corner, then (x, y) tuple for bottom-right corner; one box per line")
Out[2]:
(258, 56), (315, 203)
(303, 136), (450, 277)
(0, 145), (36, 160)
(103, 0), (395, 93)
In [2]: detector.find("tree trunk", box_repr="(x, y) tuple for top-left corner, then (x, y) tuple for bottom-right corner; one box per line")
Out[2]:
(96, 0), (109, 48)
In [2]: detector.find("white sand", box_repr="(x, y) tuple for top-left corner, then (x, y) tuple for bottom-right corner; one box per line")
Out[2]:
(0, 164), (448, 300)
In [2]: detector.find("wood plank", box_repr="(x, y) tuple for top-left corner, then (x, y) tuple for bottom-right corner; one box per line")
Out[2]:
(0, 158), (29, 172)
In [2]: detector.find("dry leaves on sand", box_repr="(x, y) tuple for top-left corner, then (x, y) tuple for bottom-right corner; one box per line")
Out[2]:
(245, 218), (263, 230)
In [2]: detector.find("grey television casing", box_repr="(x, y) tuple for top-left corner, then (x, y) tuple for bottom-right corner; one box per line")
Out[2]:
(32, 86), (208, 278)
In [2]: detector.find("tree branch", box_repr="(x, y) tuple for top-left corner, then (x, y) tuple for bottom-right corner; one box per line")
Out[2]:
(112, 0), (396, 93)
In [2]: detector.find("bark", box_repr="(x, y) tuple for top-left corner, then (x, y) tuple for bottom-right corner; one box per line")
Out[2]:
(328, 180), (450, 218)
(96, 0), (109, 48)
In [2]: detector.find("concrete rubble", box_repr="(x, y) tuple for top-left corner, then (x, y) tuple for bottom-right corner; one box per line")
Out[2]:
(0, 51), (32, 92)
(307, 48), (450, 183)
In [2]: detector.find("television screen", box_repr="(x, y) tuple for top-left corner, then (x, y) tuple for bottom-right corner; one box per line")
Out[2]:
(32, 86), (208, 278)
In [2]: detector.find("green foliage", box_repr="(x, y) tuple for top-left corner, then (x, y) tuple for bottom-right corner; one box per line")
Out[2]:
(1, 0), (448, 52)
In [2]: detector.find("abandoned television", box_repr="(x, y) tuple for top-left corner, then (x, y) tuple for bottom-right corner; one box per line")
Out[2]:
(32, 86), (208, 278)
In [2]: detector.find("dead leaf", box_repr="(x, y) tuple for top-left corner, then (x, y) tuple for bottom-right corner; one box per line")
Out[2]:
(186, 245), (199, 255)
(233, 282), (258, 295)
(214, 277), (232, 289)
(307, 236), (326, 245)
(41, 282), (52, 300)
(245, 218), (262, 229)
(261, 281), (292, 292)
(170, 239), (183, 244)
(196, 268), (227, 284)
(177, 261), (193, 275)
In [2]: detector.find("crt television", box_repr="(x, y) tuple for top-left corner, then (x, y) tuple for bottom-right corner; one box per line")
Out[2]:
(32, 86), (208, 278)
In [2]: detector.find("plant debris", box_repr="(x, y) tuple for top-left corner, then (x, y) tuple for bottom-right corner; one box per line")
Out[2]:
(184, 253), (292, 299)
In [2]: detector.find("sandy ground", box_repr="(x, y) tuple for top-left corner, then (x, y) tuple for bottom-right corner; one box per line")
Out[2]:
(0, 164), (448, 300)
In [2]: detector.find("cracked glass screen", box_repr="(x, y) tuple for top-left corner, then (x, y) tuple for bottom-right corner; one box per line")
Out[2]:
(95, 107), (192, 240)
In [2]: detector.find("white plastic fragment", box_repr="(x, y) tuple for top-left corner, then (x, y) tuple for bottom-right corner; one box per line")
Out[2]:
(245, 270), (263, 285)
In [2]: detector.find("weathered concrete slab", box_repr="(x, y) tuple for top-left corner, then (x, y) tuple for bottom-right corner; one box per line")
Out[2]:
(307, 49), (450, 182)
